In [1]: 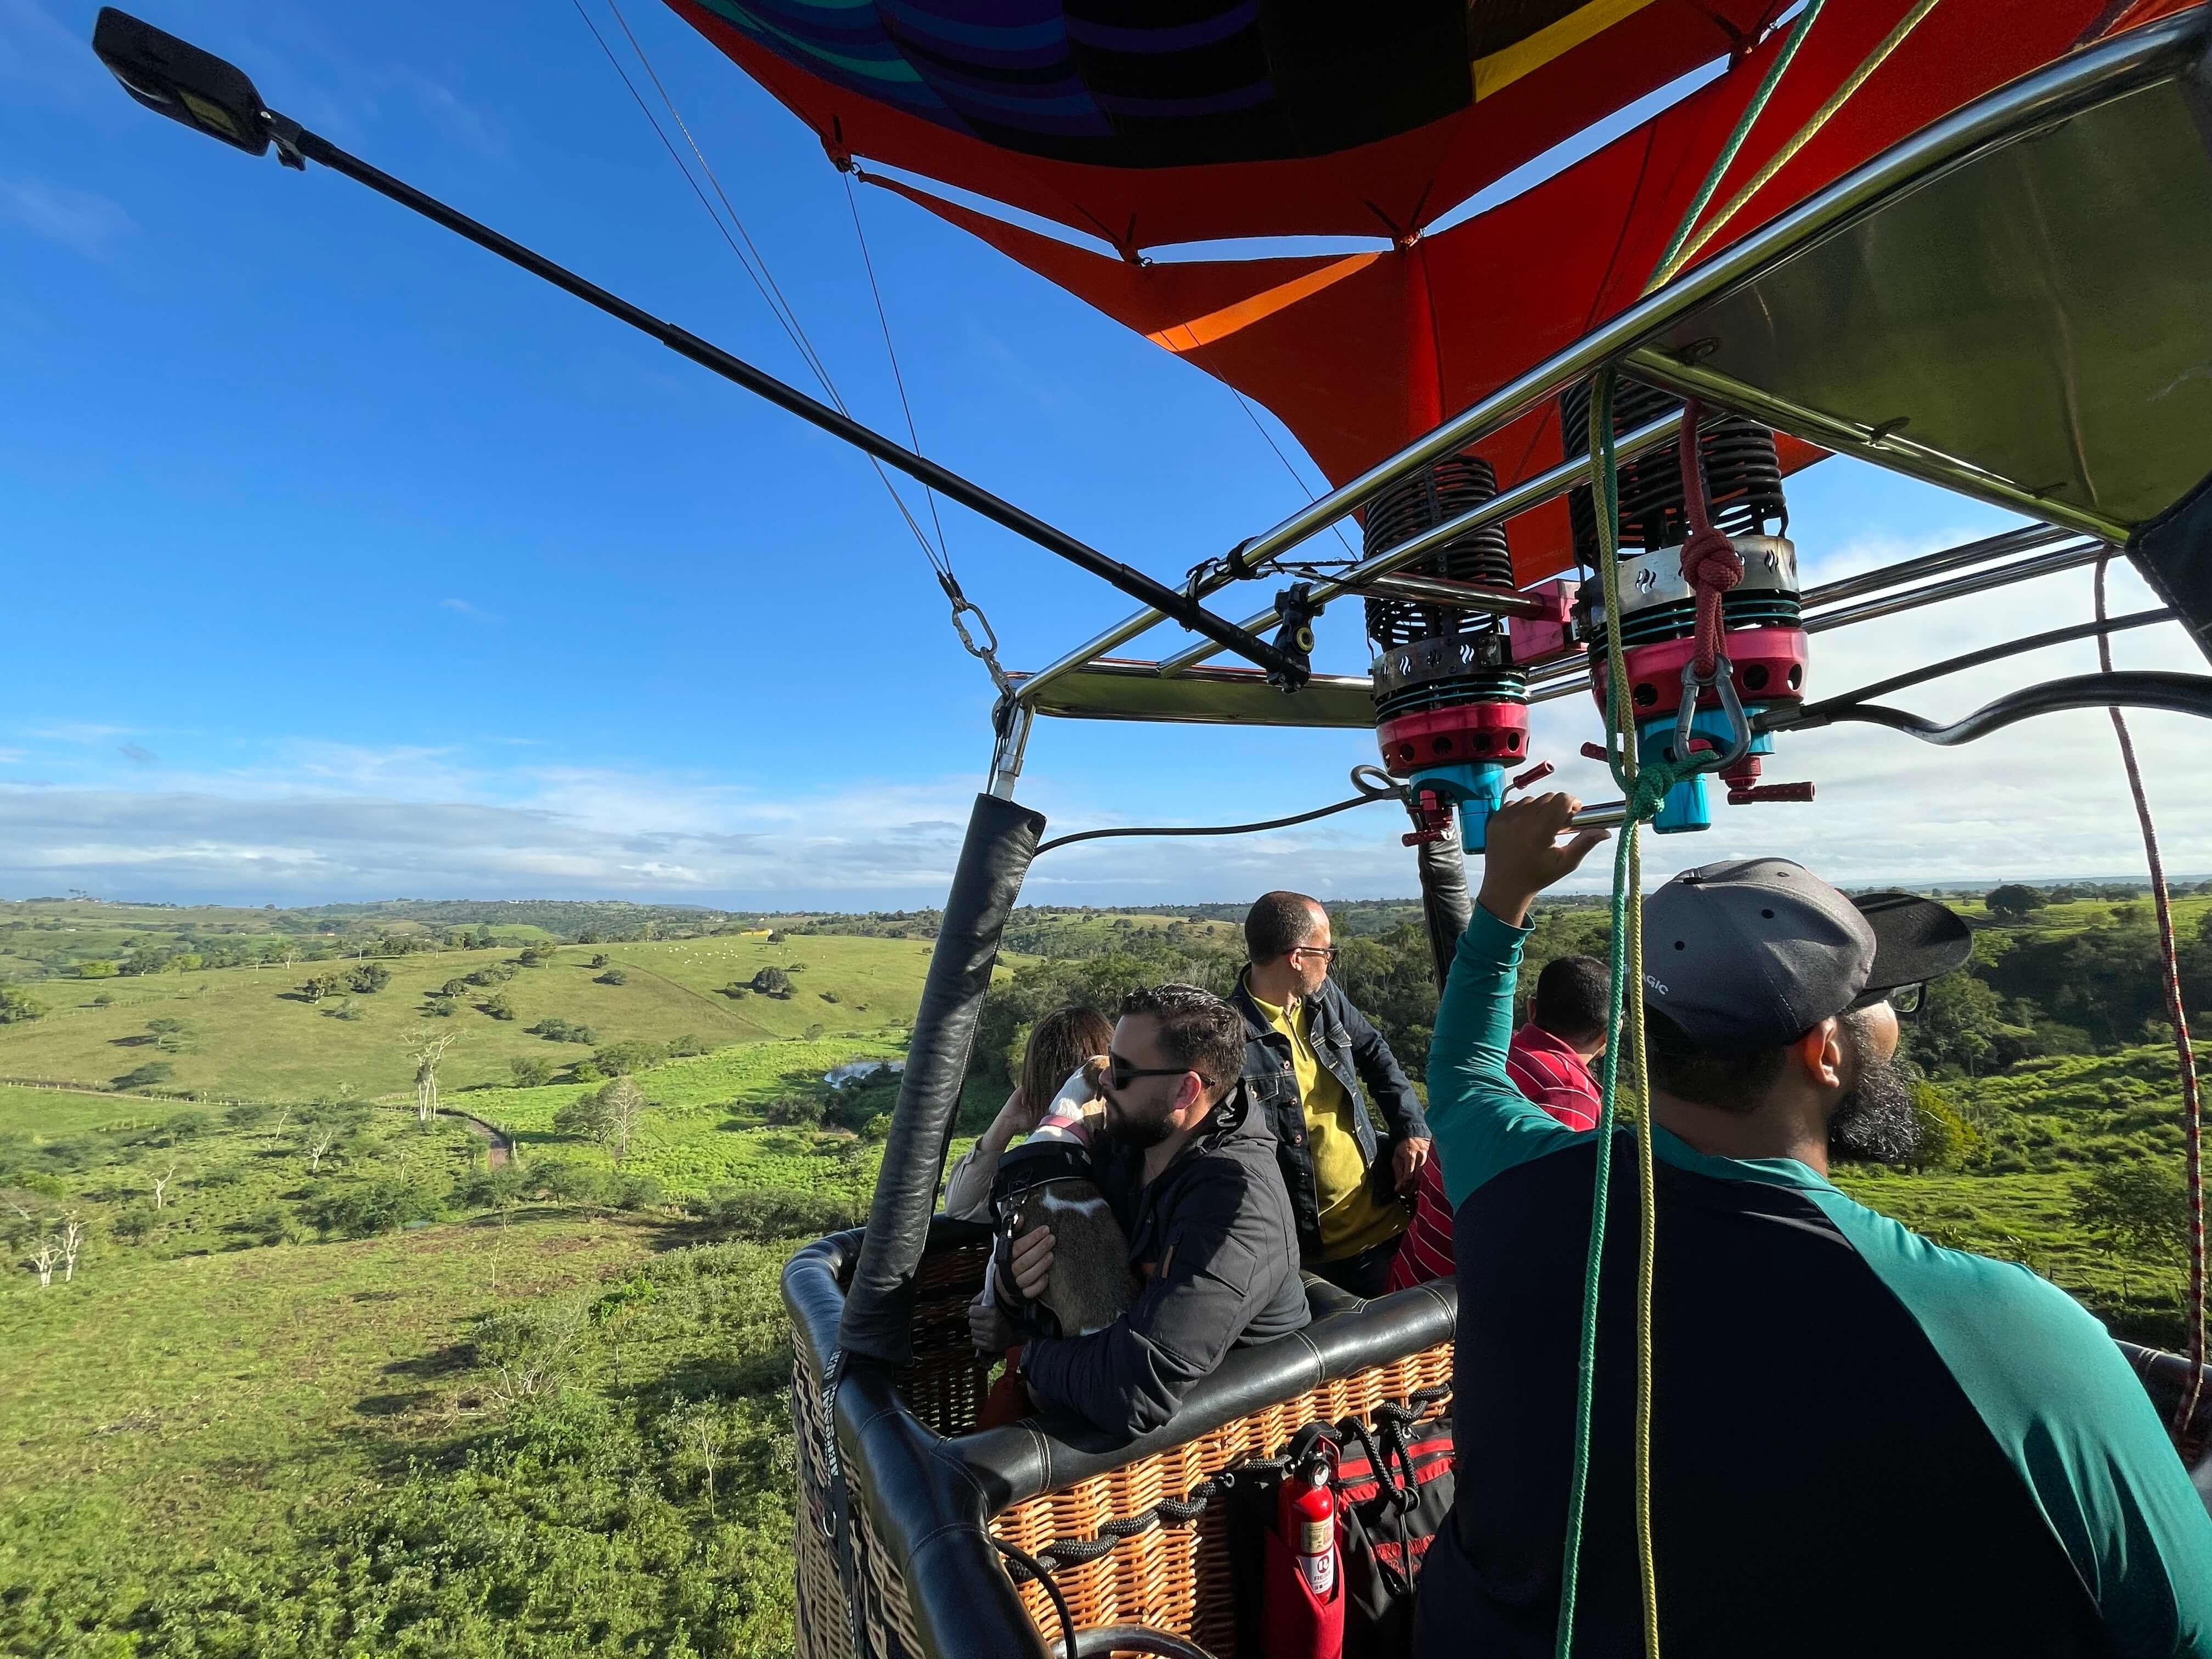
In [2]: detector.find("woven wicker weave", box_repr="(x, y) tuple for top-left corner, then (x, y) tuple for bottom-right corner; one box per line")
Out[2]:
(794, 1233), (1452, 1659)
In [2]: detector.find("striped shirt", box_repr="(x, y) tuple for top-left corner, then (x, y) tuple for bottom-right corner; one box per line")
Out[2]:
(1385, 1025), (1598, 1293)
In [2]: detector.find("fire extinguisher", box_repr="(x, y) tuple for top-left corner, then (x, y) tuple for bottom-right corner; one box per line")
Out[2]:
(1282, 1446), (1339, 1600)
(1261, 1431), (1343, 1659)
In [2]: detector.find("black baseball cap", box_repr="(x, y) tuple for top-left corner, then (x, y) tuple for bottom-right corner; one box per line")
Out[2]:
(1641, 859), (1973, 1049)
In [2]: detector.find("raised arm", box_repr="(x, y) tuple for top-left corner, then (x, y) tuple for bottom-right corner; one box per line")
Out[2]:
(1427, 794), (1610, 1210)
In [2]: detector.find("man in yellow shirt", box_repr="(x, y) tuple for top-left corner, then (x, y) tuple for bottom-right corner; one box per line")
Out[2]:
(1232, 891), (1431, 1296)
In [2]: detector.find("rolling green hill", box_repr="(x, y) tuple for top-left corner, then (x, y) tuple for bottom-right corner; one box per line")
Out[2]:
(0, 934), (936, 1103)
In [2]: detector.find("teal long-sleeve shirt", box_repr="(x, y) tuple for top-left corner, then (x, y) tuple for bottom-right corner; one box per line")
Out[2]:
(1413, 902), (2212, 1659)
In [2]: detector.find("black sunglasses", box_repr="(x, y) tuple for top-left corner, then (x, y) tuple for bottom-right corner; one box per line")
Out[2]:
(1105, 1051), (1210, 1093)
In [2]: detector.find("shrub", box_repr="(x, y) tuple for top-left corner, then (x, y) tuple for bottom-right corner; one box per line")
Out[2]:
(345, 962), (391, 994)
(571, 1060), (605, 1085)
(518, 947), (557, 968)
(224, 1102), (276, 1129)
(510, 1057), (554, 1088)
(162, 1110), (210, 1142)
(426, 995), (459, 1018)
(77, 960), (118, 979)
(860, 1113), (892, 1142)
(441, 978), (471, 997)
(804, 1024), (825, 1042)
(531, 1016), (575, 1042)
(588, 953), (611, 969)
(597, 968), (628, 986)
(236, 1202), (302, 1246)
(482, 994), (516, 1022)
(762, 1097), (826, 1128)
(0, 986), (48, 1024)
(693, 1187), (862, 1242)
(302, 1177), (444, 1239)
(752, 967), (794, 998)
(592, 1040), (663, 1076)
(328, 997), (365, 1022)
(820, 991), (840, 1004)
(667, 1034), (707, 1058)
(111, 1208), (155, 1244)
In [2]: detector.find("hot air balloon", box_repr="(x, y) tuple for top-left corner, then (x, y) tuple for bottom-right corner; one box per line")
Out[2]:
(89, 2), (2212, 1653)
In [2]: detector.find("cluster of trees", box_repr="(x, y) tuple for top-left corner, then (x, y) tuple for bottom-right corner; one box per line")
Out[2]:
(297, 962), (392, 1005)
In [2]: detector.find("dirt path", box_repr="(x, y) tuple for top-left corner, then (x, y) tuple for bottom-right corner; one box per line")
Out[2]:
(454, 1113), (514, 1170)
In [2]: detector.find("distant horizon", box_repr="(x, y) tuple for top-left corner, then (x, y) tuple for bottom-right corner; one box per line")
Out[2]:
(8, 869), (2203, 916)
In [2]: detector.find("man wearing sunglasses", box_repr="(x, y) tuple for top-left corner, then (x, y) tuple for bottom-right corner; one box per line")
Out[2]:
(973, 982), (1310, 1440)
(1413, 794), (2212, 1658)
(1234, 890), (1431, 1297)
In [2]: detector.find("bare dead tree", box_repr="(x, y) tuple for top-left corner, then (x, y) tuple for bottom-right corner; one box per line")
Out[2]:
(149, 1161), (179, 1211)
(27, 1237), (59, 1288)
(688, 1403), (727, 1515)
(402, 1026), (461, 1124)
(269, 1102), (294, 1137)
(304, 1125), (339, 1175)
(599, 1076), (646, 1165)
(58, 1212), (85, 1283)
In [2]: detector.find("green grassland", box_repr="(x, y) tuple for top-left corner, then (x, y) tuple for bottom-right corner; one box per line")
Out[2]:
(0, 934), (935, 1104)
(0, 1076), (826, 1657)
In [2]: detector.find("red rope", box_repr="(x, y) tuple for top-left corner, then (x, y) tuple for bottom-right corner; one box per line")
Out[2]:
(1676, 401), (1743, 679)
(2096, 555), (2205, 1441)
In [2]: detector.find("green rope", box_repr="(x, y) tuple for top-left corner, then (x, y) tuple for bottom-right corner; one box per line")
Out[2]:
(1554, 371), (1692, 1659)
(1644, 0), (1828, 295)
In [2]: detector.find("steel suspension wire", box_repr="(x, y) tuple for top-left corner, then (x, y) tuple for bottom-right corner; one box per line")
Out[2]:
(1230, 390), (1361, 562)
(572, 0), (947, 568)
(2095, 557), (2205, 1440)
(842, 172), (952, 570)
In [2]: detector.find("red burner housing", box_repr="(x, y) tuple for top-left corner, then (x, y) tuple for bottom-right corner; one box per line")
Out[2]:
(1589, 625), (1809, 722)
(1376, 699), (1532, 775)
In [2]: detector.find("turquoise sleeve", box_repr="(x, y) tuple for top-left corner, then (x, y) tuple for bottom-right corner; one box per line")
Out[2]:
(1426, 903), (1588, 1211)
(1813, 1192), (2212, 1653)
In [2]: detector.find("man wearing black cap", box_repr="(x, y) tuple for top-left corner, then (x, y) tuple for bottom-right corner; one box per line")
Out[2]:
(1415, 793), (2212, 1659)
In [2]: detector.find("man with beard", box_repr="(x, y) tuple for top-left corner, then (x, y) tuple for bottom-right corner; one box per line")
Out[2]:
(968, 982), (1310, 1439)
(1415, 794), (2212, 1658)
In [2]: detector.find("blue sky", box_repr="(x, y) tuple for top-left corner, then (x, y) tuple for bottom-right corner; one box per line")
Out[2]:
(3, 0), (2207, 908)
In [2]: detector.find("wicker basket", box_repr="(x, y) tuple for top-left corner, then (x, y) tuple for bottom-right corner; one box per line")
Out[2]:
(791, 1228), (1453, 1659)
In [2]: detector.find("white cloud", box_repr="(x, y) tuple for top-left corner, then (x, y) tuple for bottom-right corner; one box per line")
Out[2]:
(0, 172), (134, 259)
(0, 535), (2202, 907)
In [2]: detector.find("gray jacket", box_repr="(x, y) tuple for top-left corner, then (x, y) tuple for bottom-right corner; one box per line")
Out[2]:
(1020, 1079), (1310, 1438)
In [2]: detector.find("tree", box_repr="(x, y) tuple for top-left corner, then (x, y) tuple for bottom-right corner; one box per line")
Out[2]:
(2073, 1160), (2187, 1267)
(752, 967), (794, 998)
(111, 1208), (154, 1245)
(482, 994), (516, 1022)
(76, 960), (117, 979)
(678, 1400), (730, 1515)
(597, 968), (628, 986)
(554, 1076), (647, 1163)
(298, 973), (341, 1005)
(441, 977), (471, 997)
(148, 1017), (193, 1054)
(766, 930), (786, 944)
(57, 1212), (85, 1282)
(303, 1125), (339, 1175)
(0, 986), (47, 1025)
(149, 1161), (179, 1210)
(1984, 884), (2049, 922)
(588, 953), (611, 969)
(510, 1056), (554, 1088)
(346, 962), (391, 994)
(592, 1040), (663, 1076)
(114, 1061), (176, 1091)
(26, 1235), (59, 1288)
(404, 1026), (460, 1123)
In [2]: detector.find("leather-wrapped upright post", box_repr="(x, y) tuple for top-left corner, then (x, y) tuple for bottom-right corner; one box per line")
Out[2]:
(840, 792), (1046, 1368)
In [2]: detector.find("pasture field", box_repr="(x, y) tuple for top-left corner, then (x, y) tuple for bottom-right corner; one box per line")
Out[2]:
(0, 934), (935, 1103)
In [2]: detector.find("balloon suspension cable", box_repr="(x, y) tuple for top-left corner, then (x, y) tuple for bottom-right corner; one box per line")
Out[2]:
(571, 0), (947, 572)
(2095, 556), (2205, 1443)
(1034, 768), (1403, 855)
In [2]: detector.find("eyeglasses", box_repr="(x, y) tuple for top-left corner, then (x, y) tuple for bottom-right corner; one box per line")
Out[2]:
(1105, 1051), (1209, 1093)
(1850, 982), (1927, 1019)
(1289, 944), (1340, 963)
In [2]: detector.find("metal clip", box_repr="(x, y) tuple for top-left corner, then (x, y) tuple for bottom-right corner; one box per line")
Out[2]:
(1672, 654), (1752, 775)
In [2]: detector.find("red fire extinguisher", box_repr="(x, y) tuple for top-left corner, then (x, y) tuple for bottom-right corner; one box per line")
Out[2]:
(1265, 1437), (1344, 1658)
(1283, 1448), (1339, 1599)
